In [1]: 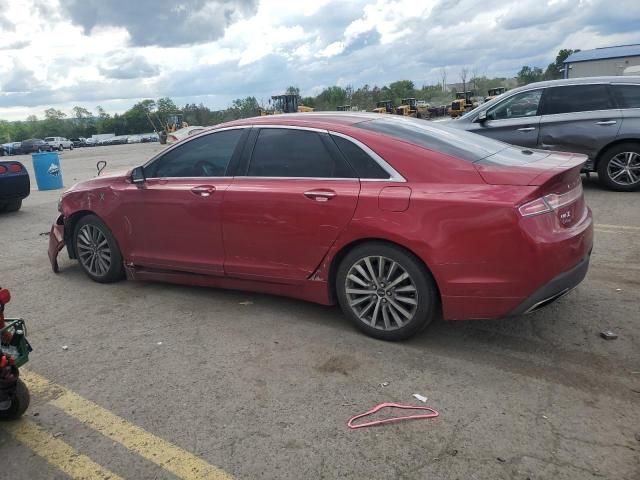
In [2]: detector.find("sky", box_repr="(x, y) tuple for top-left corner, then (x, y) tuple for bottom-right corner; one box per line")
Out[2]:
(0, 0), (639, 121)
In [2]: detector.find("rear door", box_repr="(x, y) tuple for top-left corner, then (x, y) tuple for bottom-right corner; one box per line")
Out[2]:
(538, 84), (621, 159)
(612, 83), (640, 139)
(222, 127), (360, 282)
(467, 89), (543, 147)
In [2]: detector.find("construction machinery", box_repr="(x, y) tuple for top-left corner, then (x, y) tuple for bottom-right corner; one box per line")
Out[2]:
(260, 94), (314, 115)
(485, 87), (507, 102)
(147, 112), (188, 144)
(449, 91), (474, 118)
(337, 105), (352, 111)
(395, 98), (430, 119)
(373, 100), (394, 114)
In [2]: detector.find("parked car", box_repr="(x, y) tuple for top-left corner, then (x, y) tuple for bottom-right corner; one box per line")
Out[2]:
(20, 139), (52, 153)
(70, 137), (87, 148)
(166, 126), (205, 144)
(449, 76), (640, 191)
(49, 114), (592, 341)
(0, 160), (29, 212)
(44, 137), (73, 151)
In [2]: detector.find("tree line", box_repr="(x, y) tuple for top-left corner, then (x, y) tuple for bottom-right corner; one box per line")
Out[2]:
(0, 48), (576, 143)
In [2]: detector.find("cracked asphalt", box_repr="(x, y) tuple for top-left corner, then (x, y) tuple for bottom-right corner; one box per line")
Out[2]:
(1, 143), (639, 479)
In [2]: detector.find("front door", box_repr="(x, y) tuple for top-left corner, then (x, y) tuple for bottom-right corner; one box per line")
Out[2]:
(117, 128), (245, 275)
(469, 88), (544, 148)
(222, 127), (360, 281)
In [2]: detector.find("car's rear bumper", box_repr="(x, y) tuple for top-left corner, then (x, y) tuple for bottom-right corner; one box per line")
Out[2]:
(0, 173), (30, 201)
(508, 252), (590, 316)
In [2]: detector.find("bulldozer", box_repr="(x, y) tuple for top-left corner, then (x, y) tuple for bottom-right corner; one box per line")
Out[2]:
(395, 98), (430, 119)
(147, 112), (188, 144)
(485, 87), (507, 102)
(259, 94), (314, 115)
(449, 91), (474, 118)
(373, 100), (394, 114)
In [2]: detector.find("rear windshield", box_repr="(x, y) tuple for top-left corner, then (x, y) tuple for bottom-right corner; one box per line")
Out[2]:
(44, 137), (54, 141)
(355, 116), (508, 162)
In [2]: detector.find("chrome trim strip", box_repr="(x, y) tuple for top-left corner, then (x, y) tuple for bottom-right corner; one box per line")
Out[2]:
(328, 130), (406, 182)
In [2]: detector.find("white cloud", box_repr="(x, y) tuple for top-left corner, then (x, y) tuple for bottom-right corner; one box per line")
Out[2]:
(0, 0), (639, 120)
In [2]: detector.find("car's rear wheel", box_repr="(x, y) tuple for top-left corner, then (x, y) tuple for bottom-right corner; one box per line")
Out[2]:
(597, 143), (640, 191)
(73, 215), (124, 283)
(0, 199), (22, 213)
(336, 242), (438, 341)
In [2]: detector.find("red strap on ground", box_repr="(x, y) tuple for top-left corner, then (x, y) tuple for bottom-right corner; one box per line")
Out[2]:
(347, 402), (439, 429)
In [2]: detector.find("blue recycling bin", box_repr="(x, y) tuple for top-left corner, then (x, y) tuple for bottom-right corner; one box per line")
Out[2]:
(32, 151), (63, 190)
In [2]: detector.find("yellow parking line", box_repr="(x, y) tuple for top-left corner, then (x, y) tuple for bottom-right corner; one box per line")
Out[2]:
(5, 418), (123, 480)
(594, 224), (640, 231)
(21, 370), (233, 480)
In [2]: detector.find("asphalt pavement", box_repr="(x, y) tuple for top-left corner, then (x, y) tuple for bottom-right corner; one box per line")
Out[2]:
(1, 143), (638, 479)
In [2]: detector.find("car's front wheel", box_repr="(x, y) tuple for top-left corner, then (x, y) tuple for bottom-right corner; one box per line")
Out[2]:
(0, 379), (30, 420)
(73, 215), (124, 283)
(597, 143), (640, 191)
(336, 242), (438, 341)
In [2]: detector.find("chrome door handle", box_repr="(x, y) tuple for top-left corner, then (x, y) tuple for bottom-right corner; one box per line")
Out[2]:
(191, 185), (216, 197)
(304, 190), (336, 202)
(595, 120), (617, 125)
(517, 127), (536, 132)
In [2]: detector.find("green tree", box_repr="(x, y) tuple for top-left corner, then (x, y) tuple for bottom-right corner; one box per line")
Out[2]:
(285, 86), (300, 96)
(517, 66), (544, 85)
(544, 48), (579, 79)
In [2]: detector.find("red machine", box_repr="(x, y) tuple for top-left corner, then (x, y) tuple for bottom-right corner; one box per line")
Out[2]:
(0, 287), (31, 420)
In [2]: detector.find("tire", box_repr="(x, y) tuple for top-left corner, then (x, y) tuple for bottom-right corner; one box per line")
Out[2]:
(0, 379), (30, 420)
(335, 242), (438, 341)
(73, 214), (125, 283)
(69, 144), (74, 150)
(1, 199), (22, 213)
(58, 145), (63, 151)
(597, 143), (640, 192)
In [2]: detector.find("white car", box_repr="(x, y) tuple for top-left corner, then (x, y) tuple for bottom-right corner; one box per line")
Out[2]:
(44, 137), (73, 151)
(167, 126), (205, 144)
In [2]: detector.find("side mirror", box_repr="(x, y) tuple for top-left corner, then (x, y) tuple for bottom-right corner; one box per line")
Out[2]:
(477, 110), (488, 123)
(131, 166), (145, 184)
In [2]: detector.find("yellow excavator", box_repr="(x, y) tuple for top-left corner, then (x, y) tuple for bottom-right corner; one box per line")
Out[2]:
(485, 87), (507, 102)
(147, 112), (188, 144)
(259, 94), (314, 115)
(395, 98), (430, 119)
(373, 100), (394, 114)
(449, 91), (474, 118)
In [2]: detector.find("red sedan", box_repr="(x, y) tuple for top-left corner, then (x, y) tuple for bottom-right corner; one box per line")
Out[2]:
(49, 113), (593, 340)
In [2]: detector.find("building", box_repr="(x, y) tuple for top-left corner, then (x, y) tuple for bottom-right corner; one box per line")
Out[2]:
(563, 44), (640, 78)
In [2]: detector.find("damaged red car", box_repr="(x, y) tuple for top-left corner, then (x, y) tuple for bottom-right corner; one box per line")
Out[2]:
(49, 113), (593, 340)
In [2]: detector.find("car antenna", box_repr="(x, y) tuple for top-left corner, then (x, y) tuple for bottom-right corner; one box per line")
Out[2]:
(96, 160), (107, 176)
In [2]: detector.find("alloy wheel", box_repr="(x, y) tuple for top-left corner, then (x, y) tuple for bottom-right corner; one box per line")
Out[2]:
(344, 256), (419, 331)
(76, 224), (112, 277)
(607, 151), (640, 186)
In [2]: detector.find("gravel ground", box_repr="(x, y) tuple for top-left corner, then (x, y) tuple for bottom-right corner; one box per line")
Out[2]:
(1, 143), (639, 480)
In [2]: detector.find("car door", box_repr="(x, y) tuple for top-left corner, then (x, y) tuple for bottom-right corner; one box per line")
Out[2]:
(467, 89), (543, 147)
(538, 84), (621, 158)
(222, 126), (360, 282)
(117, 128), (247, 275)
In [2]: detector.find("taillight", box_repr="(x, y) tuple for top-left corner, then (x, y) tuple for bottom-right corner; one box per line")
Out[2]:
(518, 182), (583, 217)
(0, 288), (10, 305)
(0, 165), (7, 174)
(8, 163), (22, 173)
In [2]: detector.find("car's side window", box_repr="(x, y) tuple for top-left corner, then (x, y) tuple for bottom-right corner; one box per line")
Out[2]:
(247, 128), (356, 178)
(145, 129), (243, 178)
(540, 84), (613, 115)
(612, 84), (640, 109)
(486, 90), (543, 120)
(331, 135), (389, 179)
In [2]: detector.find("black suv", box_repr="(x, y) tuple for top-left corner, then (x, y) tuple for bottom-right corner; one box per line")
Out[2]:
(20, 139), (52, 154)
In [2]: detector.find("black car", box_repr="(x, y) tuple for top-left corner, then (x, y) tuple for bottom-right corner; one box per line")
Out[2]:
(70, 137), (87, 148)
(20, 139), (52, 154)
(0, 161), (30, 212)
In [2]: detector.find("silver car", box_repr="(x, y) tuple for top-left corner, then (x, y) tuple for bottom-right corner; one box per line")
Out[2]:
(448, 76), (640, 191)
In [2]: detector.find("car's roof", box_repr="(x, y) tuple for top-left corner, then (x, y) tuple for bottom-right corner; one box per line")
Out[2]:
(508, 76), (640, 93)
(220, 112), (386, 129)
